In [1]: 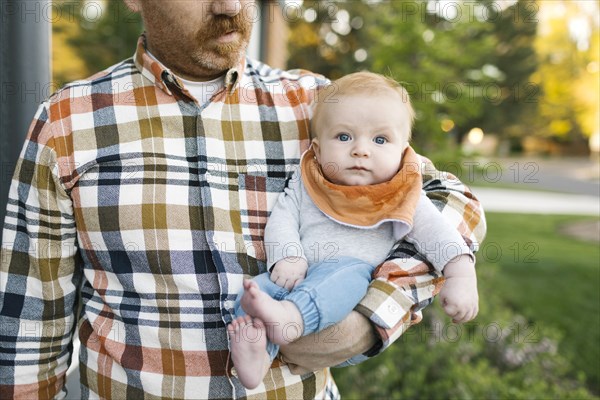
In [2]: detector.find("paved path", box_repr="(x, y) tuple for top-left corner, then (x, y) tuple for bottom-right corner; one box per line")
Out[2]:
(476, 156), (600, 197)
(471, 187), (600, 216)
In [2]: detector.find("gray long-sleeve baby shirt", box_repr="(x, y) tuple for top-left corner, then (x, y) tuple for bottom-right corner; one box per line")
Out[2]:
(264, 169), (472, 271)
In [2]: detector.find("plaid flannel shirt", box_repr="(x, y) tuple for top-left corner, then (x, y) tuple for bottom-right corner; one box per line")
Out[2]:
(0, 35), (486, 399)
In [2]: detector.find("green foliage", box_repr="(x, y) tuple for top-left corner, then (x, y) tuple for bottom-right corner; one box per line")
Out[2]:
(286, 0), (373, 80)
(333, 213), (600, 399)
(51, 0), (598, 153)
(287, 0), (540, 152)
(367, 0), (498, 149)
(52, 0), (142, 86)
(67, 1), (143, 74)
(483, 213), (600, 391)
(478, 0), (539, 142)
(531, 1), (599, 144)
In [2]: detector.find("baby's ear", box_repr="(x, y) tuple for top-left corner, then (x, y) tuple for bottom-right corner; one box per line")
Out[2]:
(311, 138), (321, 160)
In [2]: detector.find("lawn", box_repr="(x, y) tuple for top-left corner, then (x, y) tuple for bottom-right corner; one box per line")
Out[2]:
(333, 212), (600, 399)
(481, 213), (600, 391)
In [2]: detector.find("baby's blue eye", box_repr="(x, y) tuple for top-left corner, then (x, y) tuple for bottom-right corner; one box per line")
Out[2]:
(338, 133), (351, 142)
(374, 137), (387, 145)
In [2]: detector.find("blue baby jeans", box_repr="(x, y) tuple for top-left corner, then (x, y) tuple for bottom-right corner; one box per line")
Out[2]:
(233, 256), (376, 362)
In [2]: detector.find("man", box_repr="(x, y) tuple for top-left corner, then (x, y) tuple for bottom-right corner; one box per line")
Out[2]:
(0, 0), (486, 398)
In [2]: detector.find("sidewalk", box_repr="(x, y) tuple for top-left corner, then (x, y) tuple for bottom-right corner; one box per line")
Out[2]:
(471, 187), (600, 216)
(481, 156), (600, 197)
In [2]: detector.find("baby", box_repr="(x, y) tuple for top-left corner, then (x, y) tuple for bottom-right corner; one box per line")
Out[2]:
(227, 71), (479, 389)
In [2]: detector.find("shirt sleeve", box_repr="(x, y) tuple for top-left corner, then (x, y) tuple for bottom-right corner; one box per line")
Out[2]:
(264, 170), (306, 271)
(404, 191), (474, 272)
(0, 102), (82, 399)
(354, 154), (486, 358)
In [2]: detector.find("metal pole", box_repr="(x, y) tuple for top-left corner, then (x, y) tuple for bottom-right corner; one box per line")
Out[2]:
(0, 0), (51, 243)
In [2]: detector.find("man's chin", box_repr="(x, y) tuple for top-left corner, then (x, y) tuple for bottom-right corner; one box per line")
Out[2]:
(194, 48), (245, 72)
(214, 42), (248, 62)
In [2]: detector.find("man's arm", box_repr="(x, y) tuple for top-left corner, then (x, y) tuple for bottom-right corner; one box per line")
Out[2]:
(280, 155), (486, 372)
(280, 311), (377, 374)
(0, 102), (81, 399)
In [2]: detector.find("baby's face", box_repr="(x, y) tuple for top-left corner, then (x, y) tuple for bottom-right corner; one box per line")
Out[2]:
(312, 92), (410, 186)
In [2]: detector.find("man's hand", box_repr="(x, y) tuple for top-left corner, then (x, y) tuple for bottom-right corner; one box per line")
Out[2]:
(439, 254), (479, 323)
(279, 311), (378, 375)
(270, 257), (309, 290)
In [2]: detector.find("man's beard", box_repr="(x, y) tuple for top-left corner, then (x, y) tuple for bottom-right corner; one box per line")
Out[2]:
(192, 13), (253, 71)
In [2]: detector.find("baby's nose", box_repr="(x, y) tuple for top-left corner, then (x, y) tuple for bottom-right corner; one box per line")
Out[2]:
(351, 144), (369, 157)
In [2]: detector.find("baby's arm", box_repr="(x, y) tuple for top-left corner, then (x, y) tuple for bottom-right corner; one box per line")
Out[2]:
(264, 171), (309, 290)
(405, 192), (478, 323)
(439, 254), (478, 323)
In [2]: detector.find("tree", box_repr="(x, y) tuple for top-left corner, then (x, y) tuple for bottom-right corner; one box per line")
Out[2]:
(53, 0), (142, 87)
(52, 0), (89, 86)
(478, 0), (539, 150)
(531, 0), (598, 151)
(287, 0), (539, 154)
(366, 0), (498, 151)
(286, 0), (372, 80)
(68, 0), (143, 75)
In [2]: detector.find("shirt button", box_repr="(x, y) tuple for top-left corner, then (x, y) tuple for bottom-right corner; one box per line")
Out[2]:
(388, 304), (399, 314)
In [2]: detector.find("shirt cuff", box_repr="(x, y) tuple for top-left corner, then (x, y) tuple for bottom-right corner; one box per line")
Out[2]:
(354, 257), (444, 356)
(429, 241), (474, 272)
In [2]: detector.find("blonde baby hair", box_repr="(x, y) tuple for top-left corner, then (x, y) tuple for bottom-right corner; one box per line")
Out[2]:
(311, 71), (415, 140)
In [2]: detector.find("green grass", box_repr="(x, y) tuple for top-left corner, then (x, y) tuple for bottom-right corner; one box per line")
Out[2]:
(333, 212), (600, 398)
(479, 213), (600, 391)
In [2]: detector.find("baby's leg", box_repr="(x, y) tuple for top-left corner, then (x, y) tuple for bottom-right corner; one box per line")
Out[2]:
(285, 257), (375, 336)
(227, 315), (271, 389)
(240, 279), (304, 346)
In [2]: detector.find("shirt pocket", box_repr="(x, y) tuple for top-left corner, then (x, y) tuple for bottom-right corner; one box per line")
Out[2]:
(237, 174), (288, 263)
(72, 154), (201, 275)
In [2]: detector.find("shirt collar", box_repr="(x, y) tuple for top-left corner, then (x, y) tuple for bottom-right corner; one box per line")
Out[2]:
(133, 33), (243, 97)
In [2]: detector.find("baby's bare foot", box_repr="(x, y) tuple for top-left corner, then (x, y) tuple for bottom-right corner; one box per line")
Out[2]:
(227, 315), (271, 389)
(240, 279), (304, 346)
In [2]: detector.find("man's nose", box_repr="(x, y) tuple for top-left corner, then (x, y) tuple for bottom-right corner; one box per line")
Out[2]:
(212, 0), (243, 17)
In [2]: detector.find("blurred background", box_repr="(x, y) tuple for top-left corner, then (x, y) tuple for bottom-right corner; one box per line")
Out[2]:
(1, 0), (599, 398)
(49, 0), (600, 159)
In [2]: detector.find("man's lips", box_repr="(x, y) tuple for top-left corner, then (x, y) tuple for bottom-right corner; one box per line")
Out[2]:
(216, 30), (238, 43)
